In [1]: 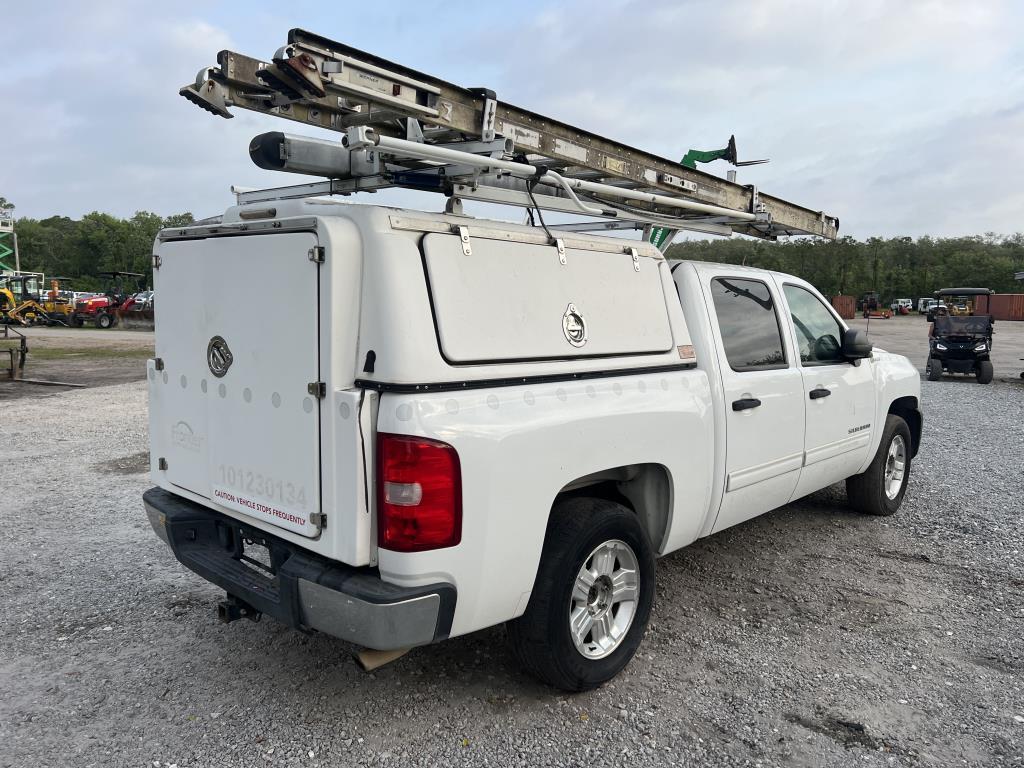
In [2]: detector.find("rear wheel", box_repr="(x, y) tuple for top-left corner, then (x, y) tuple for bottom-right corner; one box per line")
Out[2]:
(926, 357), (943, 381)
(846, 415), (912, 516)
(506, 497), (655, 691)
(976, 360), (993, 384)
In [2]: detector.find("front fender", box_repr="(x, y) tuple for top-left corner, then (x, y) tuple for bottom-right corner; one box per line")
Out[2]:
(857, 349), (922, 473)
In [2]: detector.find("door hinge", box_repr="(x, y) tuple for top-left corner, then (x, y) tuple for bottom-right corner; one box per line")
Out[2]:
(628, 247), (640, 272)
(456, 224), (472, 256)
(307, 381), (327, 398)
(153, 357), (165, 371)
(308, 245), (325, 263)
(152, 254), (162, 269)
(310, 512), (327, 529)
(555, 238), (566, 265)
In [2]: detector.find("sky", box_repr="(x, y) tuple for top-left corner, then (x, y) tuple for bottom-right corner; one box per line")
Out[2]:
(3, 0), (1023, 239)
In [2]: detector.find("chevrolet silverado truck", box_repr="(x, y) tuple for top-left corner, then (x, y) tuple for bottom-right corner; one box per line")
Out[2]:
(145, 200), (922, 690)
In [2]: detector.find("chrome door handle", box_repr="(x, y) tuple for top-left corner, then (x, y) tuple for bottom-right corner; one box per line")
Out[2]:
(809, 387), (832, 399)
(732, 398), (762, 411)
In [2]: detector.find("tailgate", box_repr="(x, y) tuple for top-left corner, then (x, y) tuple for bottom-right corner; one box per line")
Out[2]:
(152, 231), (323, 538)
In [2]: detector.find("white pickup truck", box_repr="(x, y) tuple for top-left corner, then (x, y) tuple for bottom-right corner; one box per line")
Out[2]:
(145, 200), (922, 690)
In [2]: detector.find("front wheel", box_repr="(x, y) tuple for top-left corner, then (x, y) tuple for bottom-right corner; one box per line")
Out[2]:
(96, 313), (114, 329)
(976, 360), (993, 384)
(926, 357), (943, 381)
(846, 415), (912, 516)
(506, 497), (655, 691)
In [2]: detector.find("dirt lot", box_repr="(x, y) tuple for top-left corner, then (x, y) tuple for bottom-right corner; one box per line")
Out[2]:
(1, 321), (1022, 767)
(0, 326), (153, 401)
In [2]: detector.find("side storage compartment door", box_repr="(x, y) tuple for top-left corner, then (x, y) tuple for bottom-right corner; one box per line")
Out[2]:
(152, 231), (324, 538)
(704, 276), (805, 533)
(421, 233), (673, 362)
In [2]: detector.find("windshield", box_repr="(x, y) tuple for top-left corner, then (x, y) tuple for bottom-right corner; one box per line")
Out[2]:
(934, 315), (991, 336)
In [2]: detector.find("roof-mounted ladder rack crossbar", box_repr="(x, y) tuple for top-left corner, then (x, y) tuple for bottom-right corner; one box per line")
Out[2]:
(180, 28), (839, 244)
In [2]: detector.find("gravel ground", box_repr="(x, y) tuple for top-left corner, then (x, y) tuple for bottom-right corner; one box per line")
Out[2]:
(1, 373), (1022, 767)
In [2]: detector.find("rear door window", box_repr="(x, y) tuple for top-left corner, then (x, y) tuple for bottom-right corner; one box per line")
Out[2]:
(710, 278), (787, 371)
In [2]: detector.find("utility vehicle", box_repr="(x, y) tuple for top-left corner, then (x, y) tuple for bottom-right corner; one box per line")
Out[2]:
(927, 313), (995, 383)
(143, 30), (923, 691)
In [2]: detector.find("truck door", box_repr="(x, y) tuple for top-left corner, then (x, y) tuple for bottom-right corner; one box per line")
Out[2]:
(704, 276), (805, 533)
(778, 281), (876, 498)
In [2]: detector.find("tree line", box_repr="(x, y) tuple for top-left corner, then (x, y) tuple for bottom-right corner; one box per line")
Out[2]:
(5, 195), (1024, 301)
(3, 200), (194, 292)
(666, 233), (1024, 301)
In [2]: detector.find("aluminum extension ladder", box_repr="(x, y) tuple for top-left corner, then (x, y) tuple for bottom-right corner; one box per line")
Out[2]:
(180, 28), (839, 245)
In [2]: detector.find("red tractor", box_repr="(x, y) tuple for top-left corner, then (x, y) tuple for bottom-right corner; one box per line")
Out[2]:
(70, 271), (145, 329)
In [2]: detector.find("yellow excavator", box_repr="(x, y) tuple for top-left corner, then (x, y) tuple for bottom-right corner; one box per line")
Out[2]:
(0, 273), (65, 326)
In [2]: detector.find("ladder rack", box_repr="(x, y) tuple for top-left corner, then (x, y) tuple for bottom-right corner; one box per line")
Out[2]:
(180, 28), (839, 243)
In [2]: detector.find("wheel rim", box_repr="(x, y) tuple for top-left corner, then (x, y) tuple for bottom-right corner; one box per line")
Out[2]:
(569, 539), (640, 660)
(884, 434), (907, 500)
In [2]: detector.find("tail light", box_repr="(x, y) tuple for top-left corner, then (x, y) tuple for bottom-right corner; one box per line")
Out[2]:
(377, 433), (461, 552)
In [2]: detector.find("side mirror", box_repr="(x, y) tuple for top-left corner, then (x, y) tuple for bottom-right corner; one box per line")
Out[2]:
(842, 328), (872, 360)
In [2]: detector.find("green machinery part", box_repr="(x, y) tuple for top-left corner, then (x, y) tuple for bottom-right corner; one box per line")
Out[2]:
(648, 136), (767, 250)
(680, 136), (738, 170)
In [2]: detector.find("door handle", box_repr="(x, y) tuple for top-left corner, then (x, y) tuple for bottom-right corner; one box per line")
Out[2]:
(809, 387), (832, 400)
(732, 397), (762, 411)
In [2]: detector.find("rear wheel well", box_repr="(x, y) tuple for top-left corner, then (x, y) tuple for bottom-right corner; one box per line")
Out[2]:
(554, 464), (672, 553)
(888, 396), (922, 457)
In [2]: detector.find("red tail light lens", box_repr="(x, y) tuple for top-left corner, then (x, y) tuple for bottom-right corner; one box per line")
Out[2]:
(377, 433), (462, 552)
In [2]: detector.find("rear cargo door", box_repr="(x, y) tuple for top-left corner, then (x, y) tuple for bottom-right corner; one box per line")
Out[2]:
(155, 231), (323, 538)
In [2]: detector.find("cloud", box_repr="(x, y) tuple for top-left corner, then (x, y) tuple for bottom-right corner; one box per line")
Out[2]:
(4, 0), (1022, 238)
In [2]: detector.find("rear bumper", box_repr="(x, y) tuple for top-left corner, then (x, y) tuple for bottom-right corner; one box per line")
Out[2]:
(143, 487), (455, 650)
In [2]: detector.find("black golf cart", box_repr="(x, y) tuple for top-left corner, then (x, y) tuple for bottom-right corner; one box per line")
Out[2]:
(926, 288), (994, 384)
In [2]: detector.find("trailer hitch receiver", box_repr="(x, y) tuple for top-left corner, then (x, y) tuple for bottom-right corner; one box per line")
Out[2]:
(217, 595), (261, 624)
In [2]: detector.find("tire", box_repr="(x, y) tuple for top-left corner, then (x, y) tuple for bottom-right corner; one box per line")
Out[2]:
(926, 357), (943, 381)
(96, 313), (113, 329)
(976, 360), (993, 384)
(506, 497), (655, 691)
(846, 414), (912, 516)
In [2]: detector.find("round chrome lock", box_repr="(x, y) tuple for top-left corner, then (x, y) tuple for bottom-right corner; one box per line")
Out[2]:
(207, 335), (234, 377)
(562, 303), (588, 348)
